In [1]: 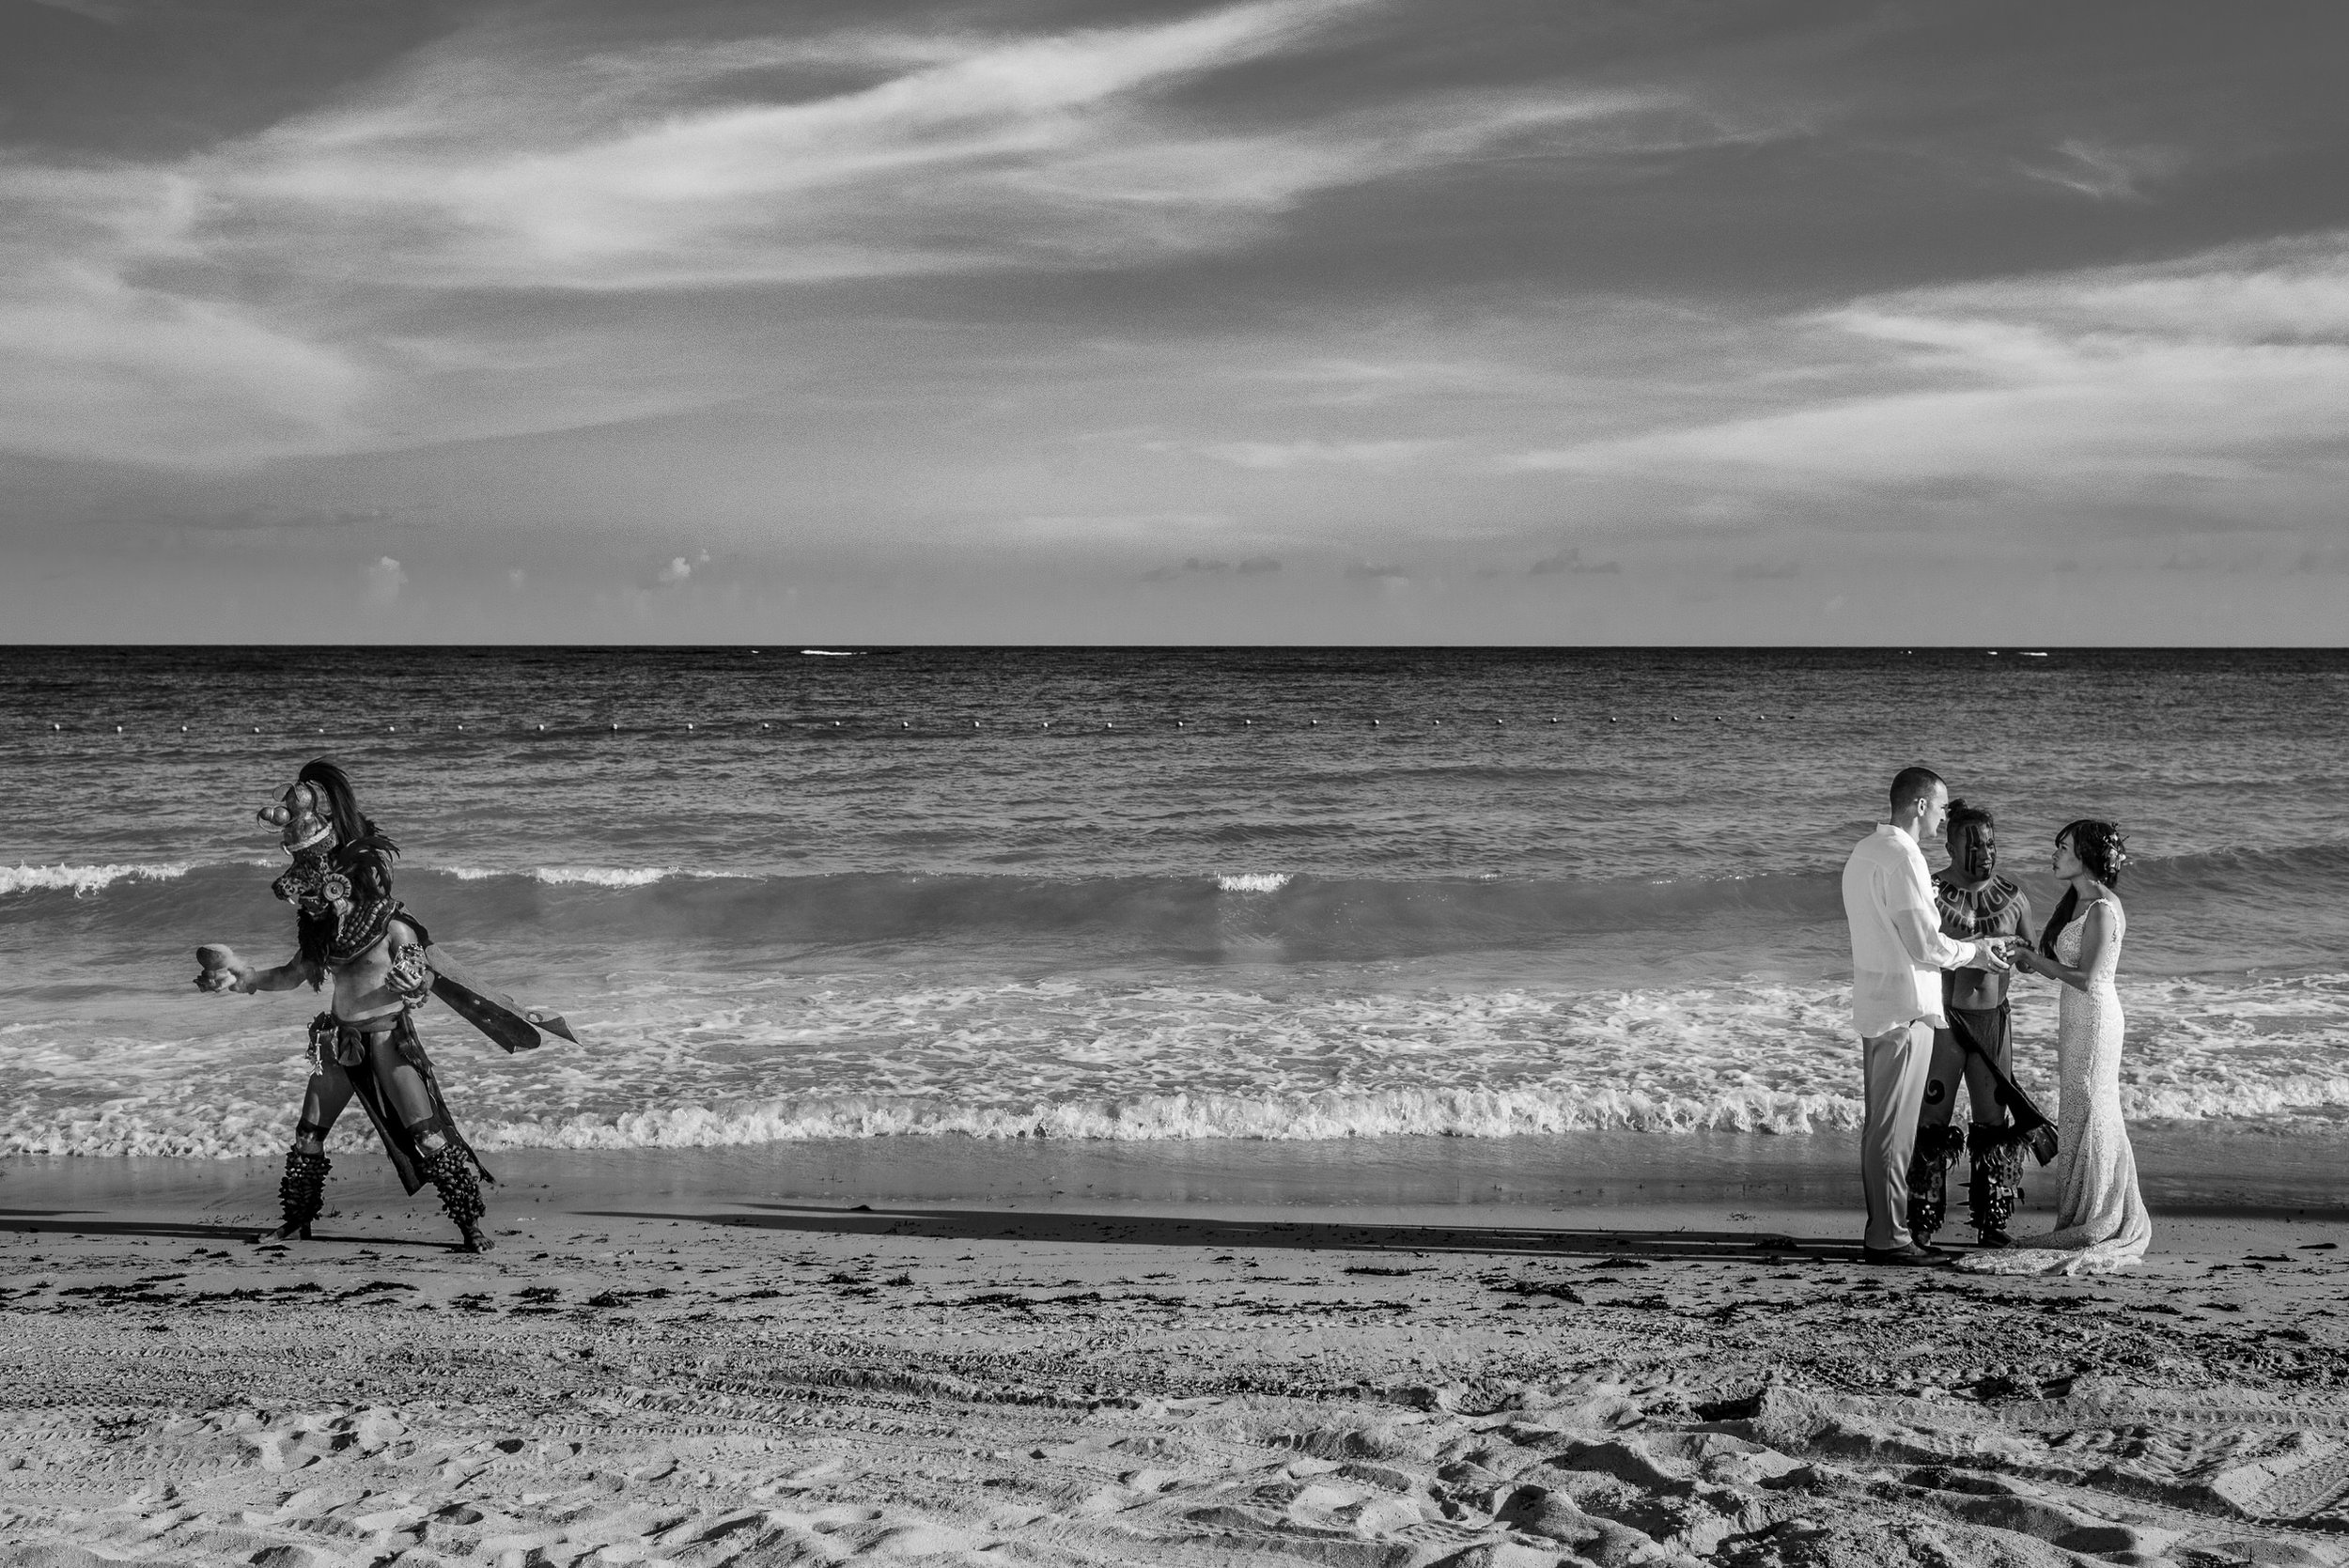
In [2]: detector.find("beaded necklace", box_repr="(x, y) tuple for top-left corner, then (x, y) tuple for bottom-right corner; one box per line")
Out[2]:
(1934, 875), (2024, 939)
(273, 847), (402, 968)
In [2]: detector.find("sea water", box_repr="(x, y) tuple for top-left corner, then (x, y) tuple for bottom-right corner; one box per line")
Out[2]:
(3, 646), (2345, 1163)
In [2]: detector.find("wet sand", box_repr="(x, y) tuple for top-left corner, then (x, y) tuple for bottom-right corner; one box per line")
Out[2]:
(4, 1135), (2347, 1566)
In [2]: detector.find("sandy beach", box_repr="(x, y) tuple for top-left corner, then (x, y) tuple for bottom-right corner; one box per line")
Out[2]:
(8, 0), (2349, 1545)
(6, 1141), (2346, 1568)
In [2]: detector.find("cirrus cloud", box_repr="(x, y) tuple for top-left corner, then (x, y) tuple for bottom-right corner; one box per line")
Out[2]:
(1506, 231), (2349, 521)
(0, 0), (1684, 468)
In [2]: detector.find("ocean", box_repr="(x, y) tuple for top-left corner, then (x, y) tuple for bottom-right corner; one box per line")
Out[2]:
(4, 646), (2346, 1165)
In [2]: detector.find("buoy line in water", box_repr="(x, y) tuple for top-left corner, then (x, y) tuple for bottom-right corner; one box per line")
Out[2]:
(29, 711), (1805, 735)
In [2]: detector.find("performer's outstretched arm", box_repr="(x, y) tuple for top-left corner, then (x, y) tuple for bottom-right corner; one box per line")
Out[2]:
(241, 955), (321, 993)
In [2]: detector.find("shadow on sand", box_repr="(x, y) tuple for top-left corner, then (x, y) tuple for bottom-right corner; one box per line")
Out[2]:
(1, 1212), (480, 1251)
(581, 1202), (1843, 1263)
(4, 1213), (269, 1244)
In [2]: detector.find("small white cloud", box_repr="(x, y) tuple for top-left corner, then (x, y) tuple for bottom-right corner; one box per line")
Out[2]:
(23, 0), (135, 23)
(657, 555), (692, 584)
(506, 567), (527, 590)
(365, 555), (408, 605)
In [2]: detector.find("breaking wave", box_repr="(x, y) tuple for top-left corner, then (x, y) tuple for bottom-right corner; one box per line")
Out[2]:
(0, 862), (192, 897)
(447, 865), (682, 888)
(15, 843), (2346, 970)
(0, 860), (1850, 960)
(7, 970), (2345, 1158)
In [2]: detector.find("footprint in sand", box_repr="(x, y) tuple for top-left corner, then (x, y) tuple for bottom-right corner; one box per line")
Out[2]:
(5, 1359), (2346, 1568)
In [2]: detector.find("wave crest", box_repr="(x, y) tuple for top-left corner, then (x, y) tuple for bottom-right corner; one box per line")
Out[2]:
(20, 1067), (2349, 1160)
(0, 862), (192, 897)
(446, 865), (678, 888)
(0, 1084), (1867, 1159)
(8, 970), (2347, 1158)
(480, 1085), (1863, 1149)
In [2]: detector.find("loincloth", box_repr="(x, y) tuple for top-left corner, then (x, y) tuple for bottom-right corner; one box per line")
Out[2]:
(302, 1010), (491, 1196)
(1944, 1001), (2011, 1066)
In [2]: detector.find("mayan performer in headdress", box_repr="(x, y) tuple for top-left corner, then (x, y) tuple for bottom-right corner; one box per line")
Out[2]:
(1907, 799), (2040, 1250)
(195, 760), (571, 1252)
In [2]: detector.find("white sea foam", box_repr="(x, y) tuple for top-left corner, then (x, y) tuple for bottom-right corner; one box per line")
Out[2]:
(1216, 873), (1292, 893)
(473, 1082), (1861, 1149)
(8, 970), (2345, 1159)
(0, 862), (192, 898)
(444, 865), (676, 887)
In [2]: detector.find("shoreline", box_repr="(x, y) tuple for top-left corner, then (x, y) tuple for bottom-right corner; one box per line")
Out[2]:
(7, 1122), (2346, 1225)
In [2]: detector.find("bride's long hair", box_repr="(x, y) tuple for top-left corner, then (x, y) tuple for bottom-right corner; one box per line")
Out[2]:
(2039, 818), (2128, 958)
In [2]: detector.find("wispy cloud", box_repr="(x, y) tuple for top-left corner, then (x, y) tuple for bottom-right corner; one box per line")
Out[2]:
(216, 0), (1400, 291)
(1190, 438), (1453, 470)
(22, 0), (136, 23)
(0, 233), (366, 466)
(2016, 138), (2182, 202)
(1506, 232), (2349, 519)
(0, 0), (1688, 466)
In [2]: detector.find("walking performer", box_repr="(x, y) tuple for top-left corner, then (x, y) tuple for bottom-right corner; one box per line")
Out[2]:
(1907, 800), (2039, 1250)
(195, 760), (574, 1252)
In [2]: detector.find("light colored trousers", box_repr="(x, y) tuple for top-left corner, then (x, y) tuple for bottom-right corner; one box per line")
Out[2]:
(1859, 1020), (1936, 1250)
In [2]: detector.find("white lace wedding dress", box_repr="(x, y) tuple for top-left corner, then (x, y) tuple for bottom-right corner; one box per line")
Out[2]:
(1962, 900), (2152, 1275)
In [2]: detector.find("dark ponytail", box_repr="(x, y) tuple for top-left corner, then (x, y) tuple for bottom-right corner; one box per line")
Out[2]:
(2039, 818), (2127, 957)
(296, 758), (400, 900)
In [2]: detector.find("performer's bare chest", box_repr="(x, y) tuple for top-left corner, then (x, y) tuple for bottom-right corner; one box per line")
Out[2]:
(328, 934), (402, 1024)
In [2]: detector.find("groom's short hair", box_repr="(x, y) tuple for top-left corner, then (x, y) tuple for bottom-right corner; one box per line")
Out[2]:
(1890, 766), (1944, 812)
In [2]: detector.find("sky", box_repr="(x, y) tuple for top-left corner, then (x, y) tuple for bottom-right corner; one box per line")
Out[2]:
(3, 0), (2346, 644)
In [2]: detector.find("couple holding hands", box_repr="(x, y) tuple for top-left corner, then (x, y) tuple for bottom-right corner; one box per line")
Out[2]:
(1843, 766), (2152, 1274)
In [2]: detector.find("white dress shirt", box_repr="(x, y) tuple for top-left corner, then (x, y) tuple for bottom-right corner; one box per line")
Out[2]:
(1842, 823), (1979, 1038)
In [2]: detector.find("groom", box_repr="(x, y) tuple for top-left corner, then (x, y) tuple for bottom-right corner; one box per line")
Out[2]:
(1841, 767), (2010, 1265)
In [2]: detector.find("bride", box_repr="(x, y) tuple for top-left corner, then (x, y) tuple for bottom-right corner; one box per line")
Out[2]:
(1961, 819), (2152, 1275)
